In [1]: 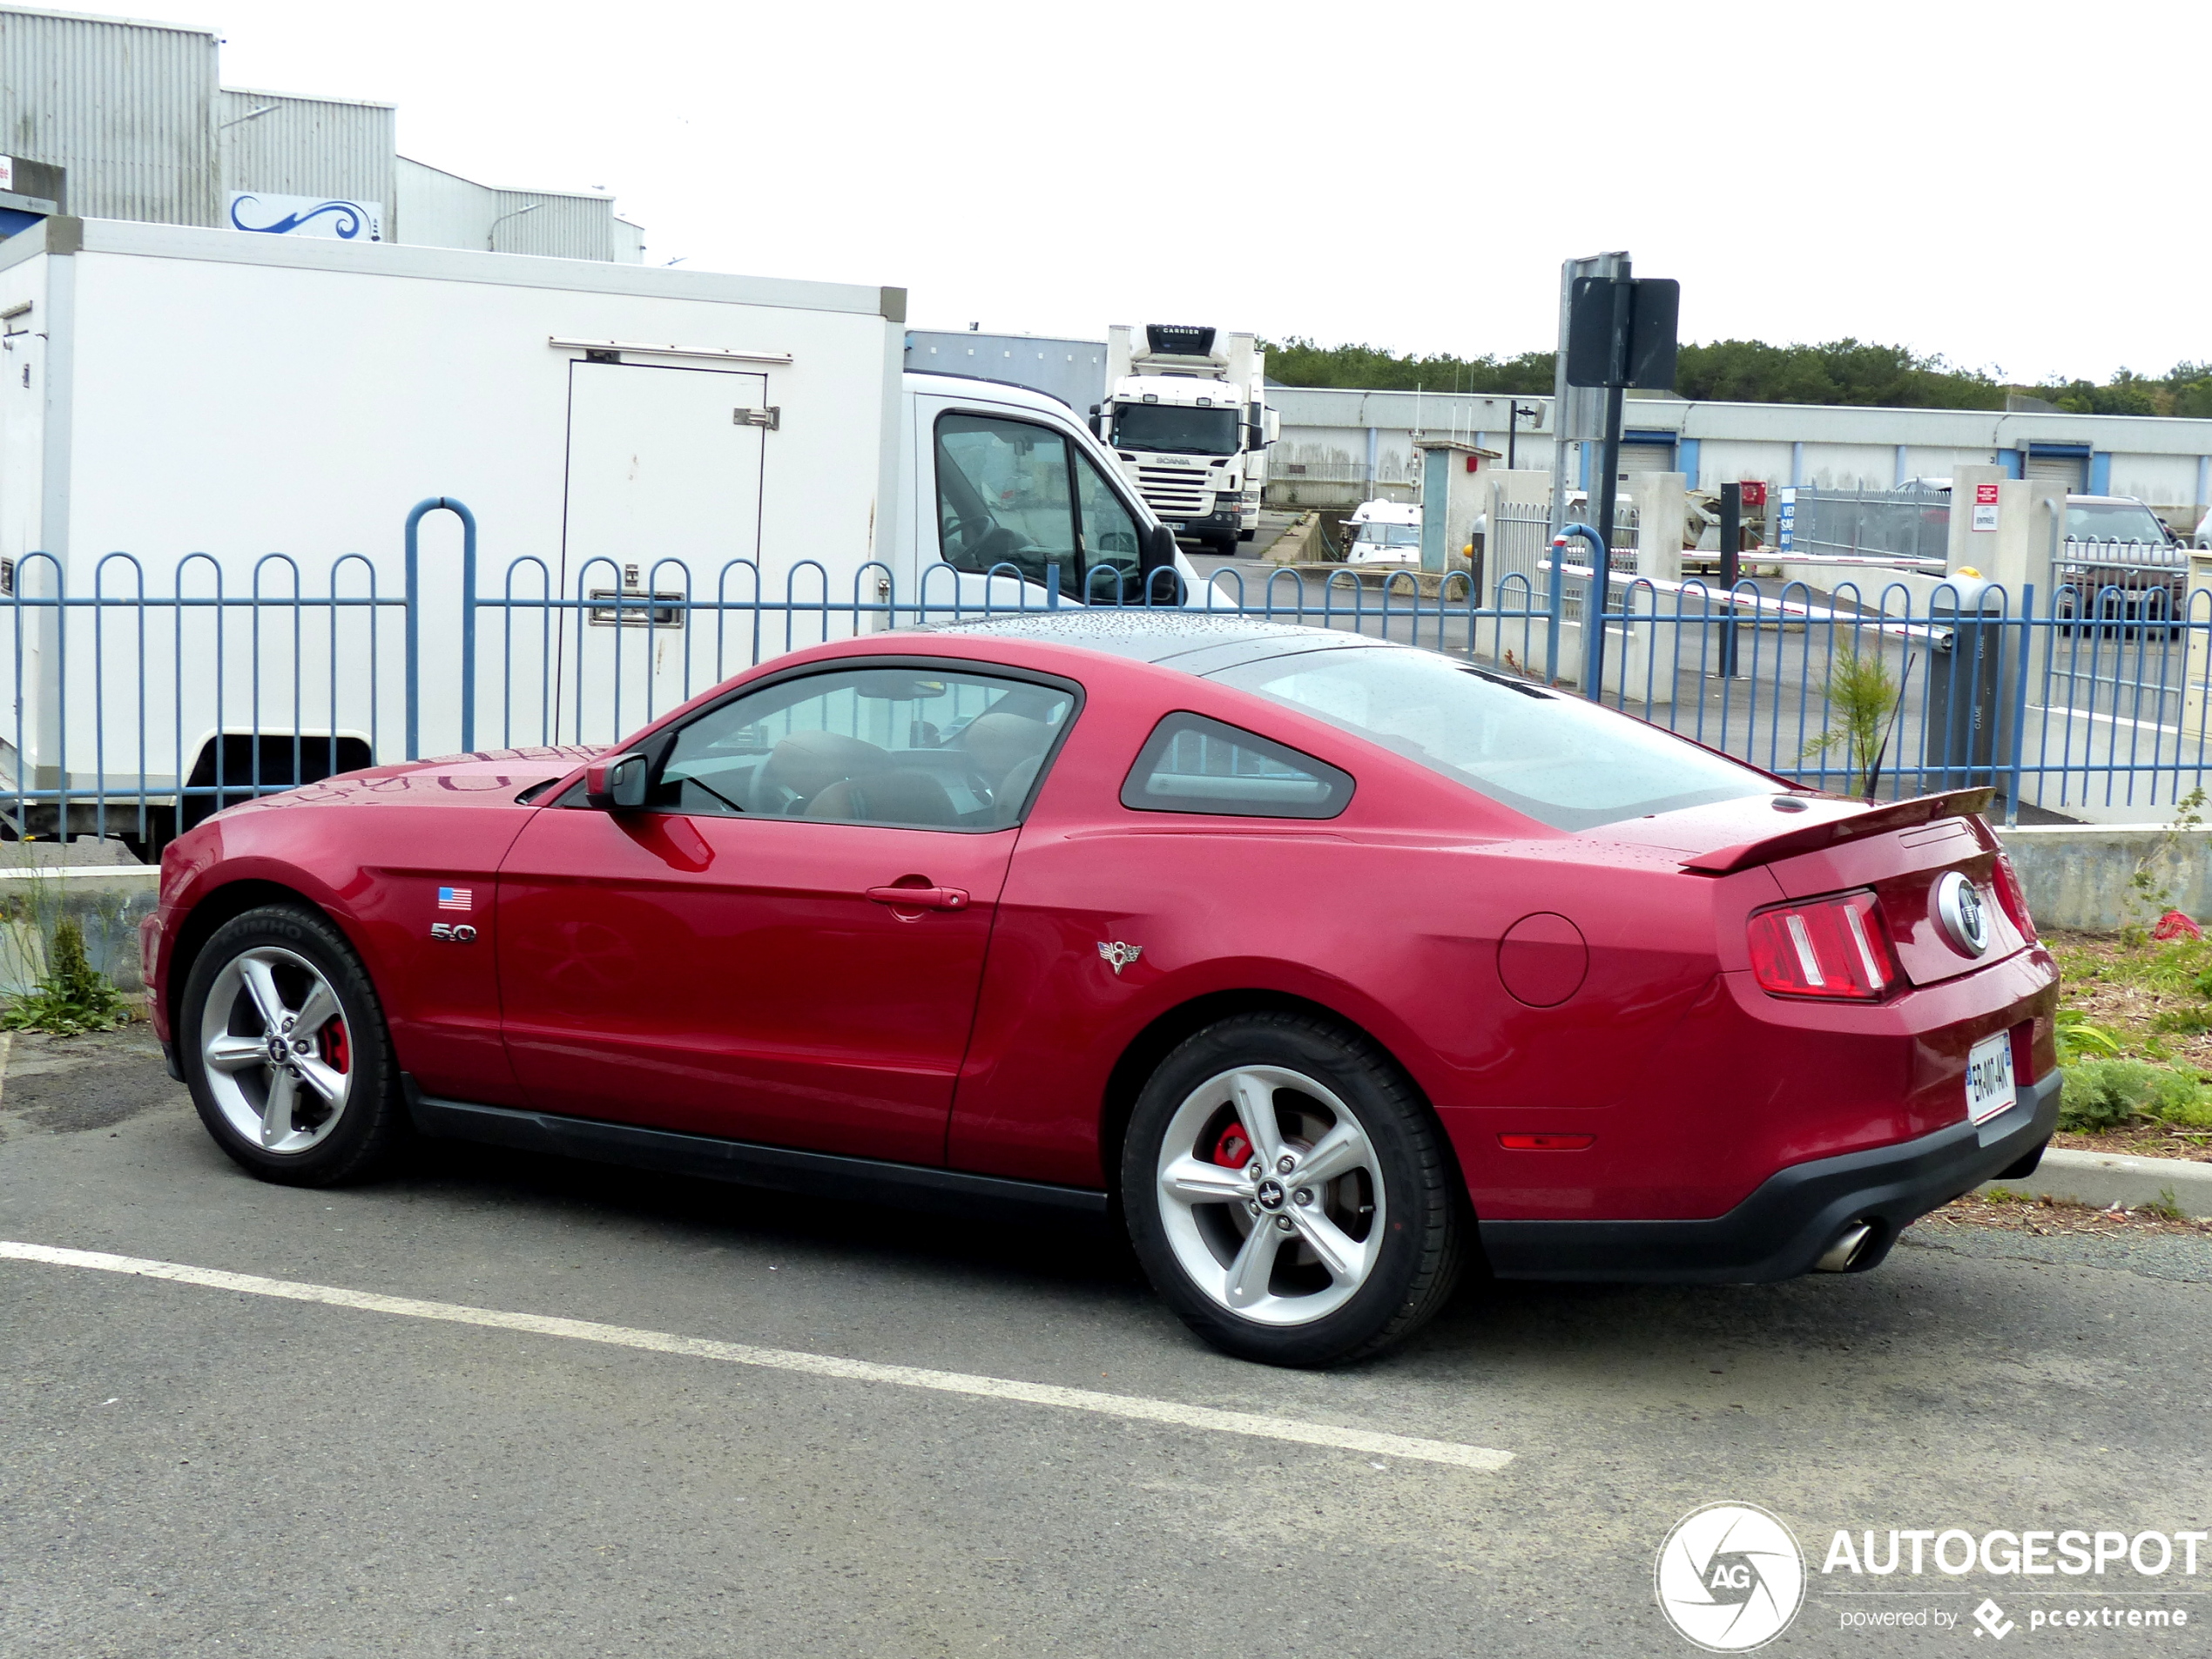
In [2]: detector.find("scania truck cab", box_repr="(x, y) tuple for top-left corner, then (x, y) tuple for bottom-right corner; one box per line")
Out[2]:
(1096, 324), (1278, 556)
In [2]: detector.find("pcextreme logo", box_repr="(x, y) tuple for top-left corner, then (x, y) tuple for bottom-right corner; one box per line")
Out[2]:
(1656, 1501), (1807, 1652)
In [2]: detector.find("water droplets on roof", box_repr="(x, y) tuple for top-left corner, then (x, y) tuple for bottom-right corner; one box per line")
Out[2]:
(918, 608), (1341, 662)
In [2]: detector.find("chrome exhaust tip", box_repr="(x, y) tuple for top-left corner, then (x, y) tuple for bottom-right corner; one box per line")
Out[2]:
(1815, 1222), (1874, 1273)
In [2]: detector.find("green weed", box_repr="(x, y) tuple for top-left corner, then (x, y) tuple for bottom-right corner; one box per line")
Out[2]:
(1, 912), (130, 1036)
(1801, 642), (1905, 798)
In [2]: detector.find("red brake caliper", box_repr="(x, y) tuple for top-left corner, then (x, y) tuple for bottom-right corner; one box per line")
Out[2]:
(320, 1017), (350, 1075)
(1211, 1123), (1251, 1169)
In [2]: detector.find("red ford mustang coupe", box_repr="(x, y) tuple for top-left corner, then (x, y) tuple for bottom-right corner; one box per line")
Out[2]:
(143, 614), (2060, 1366)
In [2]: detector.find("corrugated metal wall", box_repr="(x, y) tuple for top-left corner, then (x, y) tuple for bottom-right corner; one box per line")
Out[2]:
(488, 187), (610, 260)
(390, 156), (488, 250)
(393, 156), (614, 260)
(218, 88), (395, 217)
(0, 7), (220, 225)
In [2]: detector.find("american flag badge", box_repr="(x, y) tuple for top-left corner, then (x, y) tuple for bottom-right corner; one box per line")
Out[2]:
(436, 886), (473, 912)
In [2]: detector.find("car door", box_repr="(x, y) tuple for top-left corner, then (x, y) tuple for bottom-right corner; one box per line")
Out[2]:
(495, 657), (1080, 1165)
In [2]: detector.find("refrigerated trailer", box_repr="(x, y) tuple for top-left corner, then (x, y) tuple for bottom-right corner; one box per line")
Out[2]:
(0, 217), (1187, 845)
(1097, 324), (1276, 555)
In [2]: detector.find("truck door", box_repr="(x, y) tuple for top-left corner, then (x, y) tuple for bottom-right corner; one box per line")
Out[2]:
(555, 360), (770, 745)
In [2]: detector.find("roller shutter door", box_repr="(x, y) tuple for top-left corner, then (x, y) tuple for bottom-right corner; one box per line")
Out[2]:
(2025, 450), (2087, 492)
(1614, 441), (1676, 480)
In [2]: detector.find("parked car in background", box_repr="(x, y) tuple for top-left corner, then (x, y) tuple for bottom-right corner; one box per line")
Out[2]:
(2055, 494), (2189, 626)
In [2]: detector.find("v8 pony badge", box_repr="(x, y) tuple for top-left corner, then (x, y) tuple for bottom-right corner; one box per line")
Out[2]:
(1096, 941), (1144, 975)
(431, 883), (477, 942)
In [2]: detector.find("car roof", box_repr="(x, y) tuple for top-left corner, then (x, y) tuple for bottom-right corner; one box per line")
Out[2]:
(916, 610), (1397, 674)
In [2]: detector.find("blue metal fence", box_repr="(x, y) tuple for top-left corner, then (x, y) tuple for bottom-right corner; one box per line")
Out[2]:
(2, 499), (2207, 848)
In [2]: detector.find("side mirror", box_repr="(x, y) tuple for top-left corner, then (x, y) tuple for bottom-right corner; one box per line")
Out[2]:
(584, 752), (651, 811)
(1138, 523), (1185, 606)
(1087, 413), (1103, 438)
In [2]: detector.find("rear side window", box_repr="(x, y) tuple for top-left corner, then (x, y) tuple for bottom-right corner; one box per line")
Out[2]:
(1121, 712), (1352, 819)
(1208, 644), (1770, 832)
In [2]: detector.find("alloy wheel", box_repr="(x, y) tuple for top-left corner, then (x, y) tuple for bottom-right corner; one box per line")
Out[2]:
(1153, 1064), (1386, 1326)
(199, 946), (354, 1155)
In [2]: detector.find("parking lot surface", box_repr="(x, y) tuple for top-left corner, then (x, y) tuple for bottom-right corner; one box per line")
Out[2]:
(5, 1029), (2210, 1656)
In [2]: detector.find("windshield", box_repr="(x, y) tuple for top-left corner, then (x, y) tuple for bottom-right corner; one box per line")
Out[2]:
(1208, 644), (1775, 831)
(1354, 524), (1422, 549)
(2066, 502), (2169, 545)
(1112, 402), (1240, 455)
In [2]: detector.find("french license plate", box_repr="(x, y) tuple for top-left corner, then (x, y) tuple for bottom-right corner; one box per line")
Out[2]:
(1966, 1030), (2017, 1124)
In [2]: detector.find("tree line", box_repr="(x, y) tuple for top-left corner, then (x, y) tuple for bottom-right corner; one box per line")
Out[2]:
(1261, 336), (2212, 418)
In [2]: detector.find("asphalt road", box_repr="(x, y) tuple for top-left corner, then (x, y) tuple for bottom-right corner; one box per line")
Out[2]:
(5, 1028), (2211, 1656)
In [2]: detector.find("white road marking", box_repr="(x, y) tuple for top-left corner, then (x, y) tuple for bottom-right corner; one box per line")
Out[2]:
(0, 1239), (1512, 1472)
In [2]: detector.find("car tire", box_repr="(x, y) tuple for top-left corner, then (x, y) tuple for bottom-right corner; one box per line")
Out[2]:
(1121, 1010), (1465, 1367)
(179, 904), (407, 1188)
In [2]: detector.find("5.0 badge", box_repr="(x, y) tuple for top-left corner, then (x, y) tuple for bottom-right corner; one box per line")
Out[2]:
(429, 922), (477, 943)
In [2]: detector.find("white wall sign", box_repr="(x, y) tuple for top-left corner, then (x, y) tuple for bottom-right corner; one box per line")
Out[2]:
(226, 192), (382, 242)
(0, 157), (13, 194)
(1971, 481), (2000, 532)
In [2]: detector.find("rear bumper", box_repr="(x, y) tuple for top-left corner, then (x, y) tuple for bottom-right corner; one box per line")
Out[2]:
(1479, 1067), (2060, 1284)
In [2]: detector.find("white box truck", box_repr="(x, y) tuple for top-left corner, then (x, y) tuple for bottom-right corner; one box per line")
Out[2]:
(0, 217), (1189, 846)
(1096, 324), (1277, 555)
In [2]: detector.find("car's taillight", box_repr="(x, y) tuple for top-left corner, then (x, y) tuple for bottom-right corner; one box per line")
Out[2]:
(1990, 850), (2038, 941)
(1746, 890), (1901, 1001)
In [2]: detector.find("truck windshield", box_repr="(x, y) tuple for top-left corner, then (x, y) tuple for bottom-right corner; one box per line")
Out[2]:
(1113, 403), (1240, 455)
(1355, 525), (1421, 549)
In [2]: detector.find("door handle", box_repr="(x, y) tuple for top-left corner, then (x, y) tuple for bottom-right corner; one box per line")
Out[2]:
(866, 885), (970, 912)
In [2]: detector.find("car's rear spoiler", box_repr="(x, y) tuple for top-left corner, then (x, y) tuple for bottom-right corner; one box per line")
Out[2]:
(1679, 787), (1996, 876)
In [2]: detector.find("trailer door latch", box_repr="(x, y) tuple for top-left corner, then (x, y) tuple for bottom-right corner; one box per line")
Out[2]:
(733, 406), (780, 431)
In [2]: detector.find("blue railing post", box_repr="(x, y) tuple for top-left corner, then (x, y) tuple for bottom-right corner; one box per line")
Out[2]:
(2005, 583), (2034, 826)
(1554, 523), (1607, 697)
(1046, 560), (1062, 610)
(403, 497), (477, 759)
(1545, 536), (1566, 682)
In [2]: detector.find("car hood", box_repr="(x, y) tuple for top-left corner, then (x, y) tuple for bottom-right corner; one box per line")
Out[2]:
(230, 745), (603, 813)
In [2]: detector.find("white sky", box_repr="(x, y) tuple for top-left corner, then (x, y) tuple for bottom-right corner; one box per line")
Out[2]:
(108, 0), (2212, 383)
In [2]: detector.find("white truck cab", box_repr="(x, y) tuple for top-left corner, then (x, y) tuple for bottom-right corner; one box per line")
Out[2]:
(904, 374), (1194, 606)
(1344, 500), (1423, 565)
(1096, 325), (1277, 555)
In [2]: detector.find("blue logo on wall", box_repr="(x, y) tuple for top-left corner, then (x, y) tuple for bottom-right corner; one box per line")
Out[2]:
(228, 195), (378, 240)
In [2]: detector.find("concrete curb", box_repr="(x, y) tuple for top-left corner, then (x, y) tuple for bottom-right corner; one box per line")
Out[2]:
(1979, 1146), (2212, 1219)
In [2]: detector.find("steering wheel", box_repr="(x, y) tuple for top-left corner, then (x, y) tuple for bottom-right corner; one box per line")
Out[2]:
(963, 523), (1033, 571)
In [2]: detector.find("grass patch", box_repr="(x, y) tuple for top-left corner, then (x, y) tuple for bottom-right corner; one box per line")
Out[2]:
(2057, 1057), (2210, 1132)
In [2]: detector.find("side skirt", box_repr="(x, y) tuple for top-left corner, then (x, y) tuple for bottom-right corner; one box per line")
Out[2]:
(402, 1081), (1111, 1225)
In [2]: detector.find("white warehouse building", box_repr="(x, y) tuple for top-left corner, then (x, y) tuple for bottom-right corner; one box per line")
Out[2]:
(0, 4), (644, 260)
(1266, 387), (2212, 528)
